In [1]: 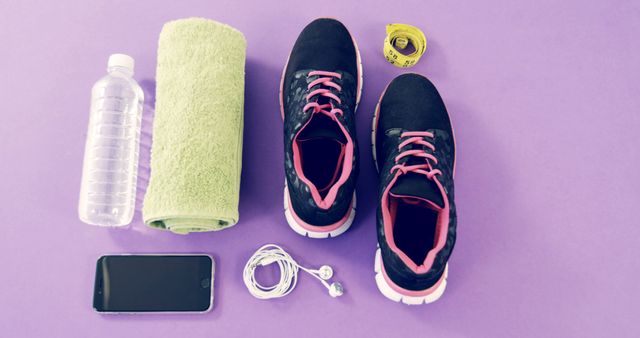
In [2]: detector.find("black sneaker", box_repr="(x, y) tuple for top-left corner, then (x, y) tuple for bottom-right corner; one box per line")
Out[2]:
(372, 74), (456, 304)
(280, 18), (362, 238)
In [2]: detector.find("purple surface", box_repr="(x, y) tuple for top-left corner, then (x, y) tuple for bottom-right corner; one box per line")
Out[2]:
(1, 0), (638, 337)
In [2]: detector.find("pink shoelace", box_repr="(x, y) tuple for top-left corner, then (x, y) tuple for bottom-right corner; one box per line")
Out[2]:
(391, 131), (442, 179)
(303, 71), (343, 120)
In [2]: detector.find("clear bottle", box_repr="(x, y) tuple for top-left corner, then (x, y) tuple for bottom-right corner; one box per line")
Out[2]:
(78, 54), (144, 227)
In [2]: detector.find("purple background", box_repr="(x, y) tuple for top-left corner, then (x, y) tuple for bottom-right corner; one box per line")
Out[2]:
(1, 0), (638, 337)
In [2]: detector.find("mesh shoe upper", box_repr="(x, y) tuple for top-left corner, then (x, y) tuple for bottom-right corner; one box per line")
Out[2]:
(282, 19), (359, 226)
(375, 74), (456, 291)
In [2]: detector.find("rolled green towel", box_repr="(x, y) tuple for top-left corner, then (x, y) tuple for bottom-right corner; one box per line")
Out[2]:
(143, 18), (246, 234)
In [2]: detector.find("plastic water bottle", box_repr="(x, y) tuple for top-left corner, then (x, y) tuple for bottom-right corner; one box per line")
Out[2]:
(78, 54), (144, 227)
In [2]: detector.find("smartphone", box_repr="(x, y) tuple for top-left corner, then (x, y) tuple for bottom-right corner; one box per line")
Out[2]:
(93, 254), (214, 313)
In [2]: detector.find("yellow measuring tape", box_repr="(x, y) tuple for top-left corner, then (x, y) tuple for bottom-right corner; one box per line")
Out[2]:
(383, 23), (427, 68)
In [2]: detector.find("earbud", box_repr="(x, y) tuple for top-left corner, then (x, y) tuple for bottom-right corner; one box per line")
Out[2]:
(317, 265), (333, 280)
(329, 282), (344, 298)
(315, 266), (343, 297)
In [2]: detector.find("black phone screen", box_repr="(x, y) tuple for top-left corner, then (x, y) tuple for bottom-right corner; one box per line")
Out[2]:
(93, 255), (213, 313)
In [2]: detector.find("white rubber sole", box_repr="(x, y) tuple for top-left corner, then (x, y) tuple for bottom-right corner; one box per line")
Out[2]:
(284, 185), (356, 238)
(374, 248), (448, 305)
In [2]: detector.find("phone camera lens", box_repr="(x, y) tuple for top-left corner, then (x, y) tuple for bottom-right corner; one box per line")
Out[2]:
(201, 278), (210, 288)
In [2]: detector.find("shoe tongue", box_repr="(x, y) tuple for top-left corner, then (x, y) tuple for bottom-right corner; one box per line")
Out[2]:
(297, 114), (346, 143)
(390, 172), (444, 209)
(297, 125), (345, 142)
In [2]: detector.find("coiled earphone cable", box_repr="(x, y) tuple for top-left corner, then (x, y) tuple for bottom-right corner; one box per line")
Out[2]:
(243, 244), (344, 299)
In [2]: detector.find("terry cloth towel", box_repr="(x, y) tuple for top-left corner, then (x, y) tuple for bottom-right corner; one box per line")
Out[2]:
(143, 18), (246, 234)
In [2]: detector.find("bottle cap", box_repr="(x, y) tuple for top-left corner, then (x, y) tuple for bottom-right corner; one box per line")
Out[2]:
(107, 54), (134, 73)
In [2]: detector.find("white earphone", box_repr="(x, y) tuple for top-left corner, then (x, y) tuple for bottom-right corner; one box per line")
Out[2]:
(308, 265), (344, 298)
(243, 244), (344, 299)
